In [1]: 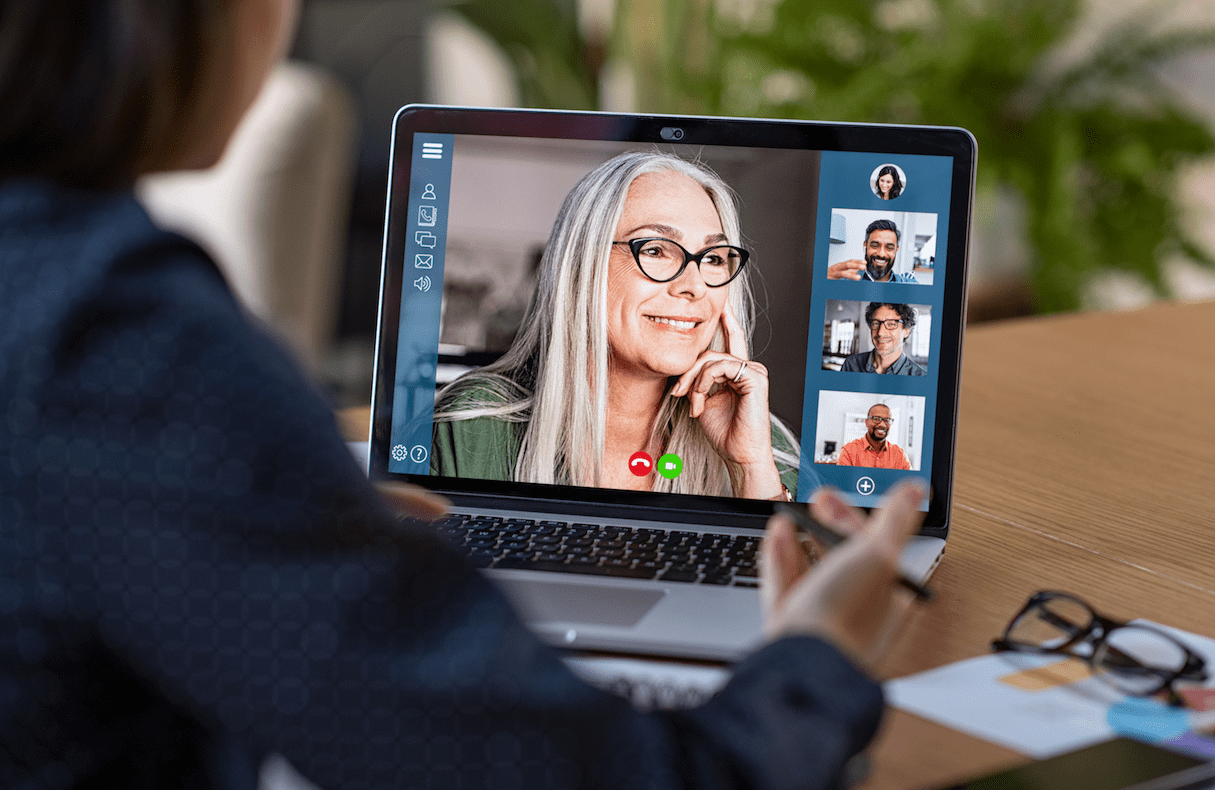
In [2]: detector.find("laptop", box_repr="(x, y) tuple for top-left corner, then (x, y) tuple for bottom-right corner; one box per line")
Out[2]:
(368, 105), (975, 661)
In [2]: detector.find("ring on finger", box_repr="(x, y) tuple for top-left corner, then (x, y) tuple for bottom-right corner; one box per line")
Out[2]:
(732, 361), (748, 383)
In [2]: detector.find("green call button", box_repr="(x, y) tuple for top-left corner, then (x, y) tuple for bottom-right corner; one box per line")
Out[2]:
(657, 453), (683, 480)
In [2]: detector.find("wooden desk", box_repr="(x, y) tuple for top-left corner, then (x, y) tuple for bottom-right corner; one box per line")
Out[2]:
(343, 299), (1215, 788)
(864, 299), (1215, 789)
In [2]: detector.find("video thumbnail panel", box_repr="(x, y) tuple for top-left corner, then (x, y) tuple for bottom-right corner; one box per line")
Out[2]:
(824, 208), (938, 286)
(814, 390), (926, 472)
(821, 300), (932, 376)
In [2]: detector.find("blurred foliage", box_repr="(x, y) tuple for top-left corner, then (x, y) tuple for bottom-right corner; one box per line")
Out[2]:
(451, 0), (1215, 312)
(446, 0), (601, 108)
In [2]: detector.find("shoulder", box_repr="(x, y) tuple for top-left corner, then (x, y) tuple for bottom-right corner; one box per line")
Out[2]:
(838, 437), (867, 458)
(0, 182), (231, 340)
(841, 352), (868, 371)
(432, 376), (526, 480)
(440, 378), (517, 410)
(892, 355), (926, 376)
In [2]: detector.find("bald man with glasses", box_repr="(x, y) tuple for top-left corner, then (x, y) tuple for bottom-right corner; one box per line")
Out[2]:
(836, 404), (912, 469)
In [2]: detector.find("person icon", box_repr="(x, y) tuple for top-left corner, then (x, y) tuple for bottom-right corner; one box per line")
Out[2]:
(421, 183), (437, 200)
(871, 164), (904, 201)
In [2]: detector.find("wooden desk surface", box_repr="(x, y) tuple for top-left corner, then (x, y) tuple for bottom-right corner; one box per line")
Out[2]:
(342, 299), (1215, 789)
(864, 299), (1215, 789)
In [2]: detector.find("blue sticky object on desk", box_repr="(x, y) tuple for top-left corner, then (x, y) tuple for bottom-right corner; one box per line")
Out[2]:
(1107, 697), (1191, 742)
(1163, 731), (1215, 759)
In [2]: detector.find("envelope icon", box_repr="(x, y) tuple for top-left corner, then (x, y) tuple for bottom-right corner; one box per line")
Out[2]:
(414, 253), (433, 269)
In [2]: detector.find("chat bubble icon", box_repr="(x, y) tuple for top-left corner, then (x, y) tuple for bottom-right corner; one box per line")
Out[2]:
(415, 231), (437, 248)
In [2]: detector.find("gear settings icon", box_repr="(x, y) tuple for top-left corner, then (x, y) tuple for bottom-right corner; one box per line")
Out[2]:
(391, 444), (408, 462)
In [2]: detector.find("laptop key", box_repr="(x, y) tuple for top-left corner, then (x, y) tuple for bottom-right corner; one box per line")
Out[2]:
(466, 552), (495, 568)
(494, 557), (657, 579)
(658, 569), (700, 583)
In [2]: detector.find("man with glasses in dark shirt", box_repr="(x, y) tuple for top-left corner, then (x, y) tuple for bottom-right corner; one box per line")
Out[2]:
(842, 303), (926, 376)
(837, 404), (913, 469)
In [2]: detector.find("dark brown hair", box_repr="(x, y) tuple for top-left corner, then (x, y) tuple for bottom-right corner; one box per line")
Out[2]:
(865, 301), (917, 329)
(0, 0), (226, 189)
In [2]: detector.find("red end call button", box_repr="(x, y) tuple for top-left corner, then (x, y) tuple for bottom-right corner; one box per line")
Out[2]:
(628, 451), (653, 476)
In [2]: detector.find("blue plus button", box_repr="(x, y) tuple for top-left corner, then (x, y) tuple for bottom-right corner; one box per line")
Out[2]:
(856, 476), (876, 496)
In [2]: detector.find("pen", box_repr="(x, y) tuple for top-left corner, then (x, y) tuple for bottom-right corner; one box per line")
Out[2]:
(774, 503), (933, 601)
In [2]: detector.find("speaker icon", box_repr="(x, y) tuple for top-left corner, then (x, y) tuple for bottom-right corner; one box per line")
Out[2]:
(413, 275), (432, 293)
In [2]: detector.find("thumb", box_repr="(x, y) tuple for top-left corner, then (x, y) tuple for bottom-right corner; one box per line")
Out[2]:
(375, 481), (450, 521)
(760, 514), (811, 634)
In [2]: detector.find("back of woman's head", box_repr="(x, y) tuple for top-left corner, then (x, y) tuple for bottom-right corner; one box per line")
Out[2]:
(0, 1), (225, 189)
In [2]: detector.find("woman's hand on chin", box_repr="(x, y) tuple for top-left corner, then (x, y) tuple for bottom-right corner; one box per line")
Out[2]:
(670, 300), (783, 498)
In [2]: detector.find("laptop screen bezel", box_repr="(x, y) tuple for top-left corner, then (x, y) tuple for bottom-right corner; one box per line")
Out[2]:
(369, 105), (975, 536)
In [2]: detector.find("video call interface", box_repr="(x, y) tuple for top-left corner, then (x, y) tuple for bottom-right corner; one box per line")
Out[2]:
(387, 132), (955, 508)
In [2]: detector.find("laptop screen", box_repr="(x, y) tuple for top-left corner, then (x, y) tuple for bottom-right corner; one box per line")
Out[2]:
(371, 107), (974, 533)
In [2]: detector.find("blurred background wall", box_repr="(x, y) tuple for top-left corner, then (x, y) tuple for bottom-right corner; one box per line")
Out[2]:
(172, 0), (1215, 405)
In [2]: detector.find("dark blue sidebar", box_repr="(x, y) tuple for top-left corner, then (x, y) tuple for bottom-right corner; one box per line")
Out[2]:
(388, 133), (454, 474)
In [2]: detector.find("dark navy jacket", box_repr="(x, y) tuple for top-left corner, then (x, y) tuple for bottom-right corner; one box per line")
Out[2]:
(0, 180), (883, 789)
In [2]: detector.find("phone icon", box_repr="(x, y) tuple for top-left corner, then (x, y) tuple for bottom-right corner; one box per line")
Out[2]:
(628, 451), (653, 476)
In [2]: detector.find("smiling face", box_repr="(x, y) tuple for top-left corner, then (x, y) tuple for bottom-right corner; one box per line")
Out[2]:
(869, 305), (911, 358)
(864, 229), (900, 281)
(865, 404), (892, 443)
(877, 172), (894, 197)
(606, 170), (730, 380)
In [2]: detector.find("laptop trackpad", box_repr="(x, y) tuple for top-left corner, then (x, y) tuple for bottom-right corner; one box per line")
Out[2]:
(495, 578), (665, 627)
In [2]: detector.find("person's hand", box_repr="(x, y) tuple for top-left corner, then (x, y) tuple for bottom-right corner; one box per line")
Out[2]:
(826, 259), (866, 280)
(759, 481), (927, 672)
(669, 299), (781, 498)
(375, 481), (450, 521)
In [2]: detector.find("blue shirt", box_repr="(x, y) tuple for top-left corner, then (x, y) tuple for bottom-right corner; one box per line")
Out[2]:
(0, 179), (882, 789)
(841, 350), (927, 376)
(861, 269), (919, 283)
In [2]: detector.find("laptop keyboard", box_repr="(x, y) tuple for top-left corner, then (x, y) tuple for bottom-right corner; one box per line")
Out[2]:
(423, 514), (760, 588)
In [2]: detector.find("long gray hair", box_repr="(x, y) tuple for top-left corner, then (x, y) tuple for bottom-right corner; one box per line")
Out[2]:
(436, 150), (798, 495)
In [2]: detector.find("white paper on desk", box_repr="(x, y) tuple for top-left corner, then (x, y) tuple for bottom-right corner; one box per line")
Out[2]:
(885, 620), (1215, 759)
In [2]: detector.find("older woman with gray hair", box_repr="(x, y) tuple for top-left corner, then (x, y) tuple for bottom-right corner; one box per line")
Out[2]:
(433, 151), (799, 501)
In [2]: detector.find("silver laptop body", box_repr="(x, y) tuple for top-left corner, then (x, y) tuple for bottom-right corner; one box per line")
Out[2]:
(369, 106), (973, 660)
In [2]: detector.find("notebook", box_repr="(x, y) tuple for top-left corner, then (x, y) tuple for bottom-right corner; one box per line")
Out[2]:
(368, 105), (975, 660)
